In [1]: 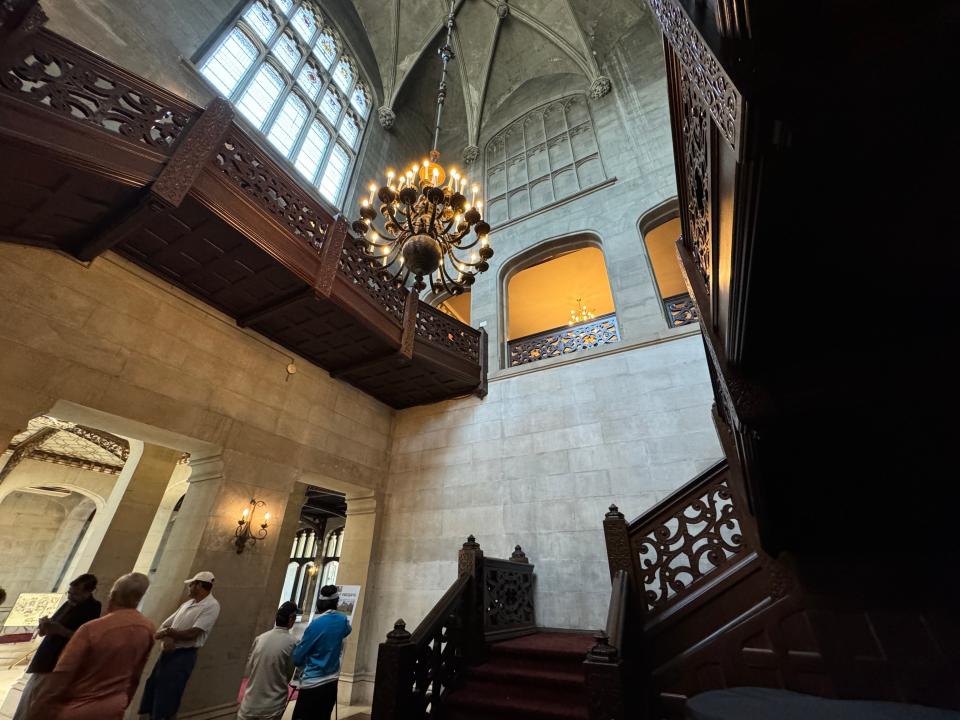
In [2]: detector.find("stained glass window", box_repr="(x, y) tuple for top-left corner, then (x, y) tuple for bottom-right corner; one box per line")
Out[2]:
(200, 1), (368, 209)
(350, 84), (368, 117)
(201, 28), (258, 96)
(295, 120), (330, 180)
(273, 33), (300, 73)
(319, 89), (342, 124)
(296, 63), (323, 100)
(318, 144), (349, 204)
(236, 63), (284, 128)
(313, 30), (337, 69)
(243, 2), (277, 42)
(341, 114), (359, 148)
(291, 5), (317, 42)
(267, 93), (309, 155)
(333, 59), (353, 93)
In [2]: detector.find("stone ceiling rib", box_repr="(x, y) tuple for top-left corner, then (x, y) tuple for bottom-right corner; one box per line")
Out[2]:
(563, 0), (601, 77)
(468, 3), (507, 147)
(477, 0), (594, 78)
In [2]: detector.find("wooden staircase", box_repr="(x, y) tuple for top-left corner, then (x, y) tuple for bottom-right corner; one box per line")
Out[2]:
(444, 632), (593, 720)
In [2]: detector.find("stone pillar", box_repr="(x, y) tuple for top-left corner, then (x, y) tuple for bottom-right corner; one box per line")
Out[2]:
(84, 443), (182, 600)
(337, 491), (380, 706)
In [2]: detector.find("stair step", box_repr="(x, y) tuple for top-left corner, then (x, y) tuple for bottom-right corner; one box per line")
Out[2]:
(483, 632), (595, 674)
(469, 663), (586, 689)
(444, 678), (589, 720)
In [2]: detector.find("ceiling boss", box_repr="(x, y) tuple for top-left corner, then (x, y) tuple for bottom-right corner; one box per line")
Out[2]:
(353, 0), (493, 294)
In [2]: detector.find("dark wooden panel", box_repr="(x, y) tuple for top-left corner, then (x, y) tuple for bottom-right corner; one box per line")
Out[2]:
(114, 196), (307, 318)
(0, 142), (139, 248)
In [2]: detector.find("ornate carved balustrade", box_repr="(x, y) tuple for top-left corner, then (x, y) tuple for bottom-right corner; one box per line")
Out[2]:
(0, 3), (485, 408)
(663, 292), (699, 328)
(371, 537), (536, 720)
(507, 312), (620, 367)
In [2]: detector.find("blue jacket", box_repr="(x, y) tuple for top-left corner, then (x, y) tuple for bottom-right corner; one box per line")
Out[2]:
(293, 611), (352, 684)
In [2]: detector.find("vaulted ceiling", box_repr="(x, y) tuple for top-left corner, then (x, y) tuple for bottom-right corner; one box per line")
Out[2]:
(348, 0), (652, 157)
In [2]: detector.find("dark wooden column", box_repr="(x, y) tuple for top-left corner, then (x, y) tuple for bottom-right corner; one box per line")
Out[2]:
(370, 619), (416, 720)
(73, 97), (235, 261)
(457, 534), (485, 662)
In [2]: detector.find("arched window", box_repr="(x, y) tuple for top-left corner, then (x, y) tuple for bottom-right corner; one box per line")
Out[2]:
(199, 0), (371, 207)
(319, 527), (343, 586)
(638, 201), (699, 328)
(485, 95), (606, 226)
(149, 494), (185, 577)
(502, 238), (618, 367)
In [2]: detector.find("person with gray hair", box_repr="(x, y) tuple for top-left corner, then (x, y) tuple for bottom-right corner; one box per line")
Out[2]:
(26, 572), (155, 720)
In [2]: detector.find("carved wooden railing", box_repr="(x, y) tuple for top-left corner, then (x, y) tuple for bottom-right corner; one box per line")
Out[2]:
(584, 569), (629, 720)
(507, 312), (620, 366)
(0, 7), (485, 387)
(371, 537), (535, 720)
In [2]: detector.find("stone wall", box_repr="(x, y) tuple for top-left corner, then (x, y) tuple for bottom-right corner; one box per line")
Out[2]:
(356, 334), (722, 684)
(0, 490), (93, 603)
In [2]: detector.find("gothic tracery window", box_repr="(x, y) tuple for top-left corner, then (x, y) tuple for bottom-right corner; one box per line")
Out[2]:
(199, 0), (370, 207)
(484, 94), (605, 226)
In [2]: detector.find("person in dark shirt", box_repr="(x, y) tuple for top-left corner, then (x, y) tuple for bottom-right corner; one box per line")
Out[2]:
(13, 574), (101, 720)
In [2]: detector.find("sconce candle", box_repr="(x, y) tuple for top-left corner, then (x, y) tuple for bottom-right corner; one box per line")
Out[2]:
(235, 499), (269, 554)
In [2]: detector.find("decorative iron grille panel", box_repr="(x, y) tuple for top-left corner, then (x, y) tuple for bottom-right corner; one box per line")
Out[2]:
(664, 293), (699, 327)
(508, 313), (619, 367)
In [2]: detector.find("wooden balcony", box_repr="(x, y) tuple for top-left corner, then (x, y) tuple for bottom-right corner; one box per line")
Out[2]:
(0, 5), (485, 409)
(506, 313), (620, 367)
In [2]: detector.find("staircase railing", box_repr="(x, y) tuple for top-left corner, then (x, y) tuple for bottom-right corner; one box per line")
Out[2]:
(371, 536), (536, 720)
(584, 569), (629, 720)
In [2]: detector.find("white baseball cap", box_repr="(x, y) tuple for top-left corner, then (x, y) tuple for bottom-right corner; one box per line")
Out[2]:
(184, 571), (215, 584)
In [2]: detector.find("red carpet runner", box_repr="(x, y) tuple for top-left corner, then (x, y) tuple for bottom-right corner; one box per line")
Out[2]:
(444, 632), (594, 720)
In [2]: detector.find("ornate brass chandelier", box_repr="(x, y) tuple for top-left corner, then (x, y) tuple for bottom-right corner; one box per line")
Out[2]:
(352, 0), (492, 294)
(569, 298), (596, 326)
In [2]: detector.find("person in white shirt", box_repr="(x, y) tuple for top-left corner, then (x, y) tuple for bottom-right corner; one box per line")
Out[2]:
(138, 571), (221, 720)
(237, 601), (299, 720)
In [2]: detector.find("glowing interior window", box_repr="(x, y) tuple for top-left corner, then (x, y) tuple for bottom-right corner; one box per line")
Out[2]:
(332, 60), (353, 93)
(296, 63), (323, 100)
(273, 33), (301, 73)
(201, 28), (257, 96)
(319, 89), (342, 124)
(294, 120), (330, 180)
(243, 1), (277, 42)
(318, 144), (349, 203)
(340, 114), (359, 148)
(236, 63), (284, 128)
(267, 93), (309, 156)
(291, 5), (317, 43)
(350, 85), (368, 117)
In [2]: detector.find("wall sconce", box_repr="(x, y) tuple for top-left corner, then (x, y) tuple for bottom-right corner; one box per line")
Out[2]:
(235, 499), (270, 554)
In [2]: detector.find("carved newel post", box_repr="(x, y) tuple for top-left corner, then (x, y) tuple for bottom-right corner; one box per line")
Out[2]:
(370, 619), (416, 720)
(458, 534), (485, 661)
(584, 630), (627, 720)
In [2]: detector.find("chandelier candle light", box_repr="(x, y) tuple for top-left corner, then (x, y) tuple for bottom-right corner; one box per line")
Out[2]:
(353, 0), (492, 294)
(569, 298), (596, 326)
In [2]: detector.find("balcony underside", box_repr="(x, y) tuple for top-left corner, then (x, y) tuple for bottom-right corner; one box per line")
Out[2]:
(0, 22), (484, 409)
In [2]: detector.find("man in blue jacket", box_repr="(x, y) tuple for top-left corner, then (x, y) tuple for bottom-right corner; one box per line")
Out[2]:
(291, 585), (352, 719)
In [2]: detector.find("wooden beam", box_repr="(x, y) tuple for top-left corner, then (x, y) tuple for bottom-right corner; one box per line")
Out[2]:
(236, 287), (315, 328)
(315, 215), (348, 297)
(73, 98), (234, 261)
(330, 351), (408, 380)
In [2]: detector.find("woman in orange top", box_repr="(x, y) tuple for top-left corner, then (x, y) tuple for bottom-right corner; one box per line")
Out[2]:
(27, 573), (156, 720)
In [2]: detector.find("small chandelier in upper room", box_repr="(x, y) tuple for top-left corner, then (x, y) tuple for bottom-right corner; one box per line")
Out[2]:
(569, 298), (596, 326)
(352, 0), (492, 294)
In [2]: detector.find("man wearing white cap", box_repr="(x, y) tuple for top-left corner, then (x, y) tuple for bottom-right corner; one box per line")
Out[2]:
(138, 571), (221, 720)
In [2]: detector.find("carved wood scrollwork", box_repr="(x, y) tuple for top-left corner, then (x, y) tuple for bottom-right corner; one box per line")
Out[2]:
(648, 0), (742, 152)
(679, 69), (712, 290)
(634, 478), (745, 613)
(483, 559), (535, 637)
(664, 292), (700, 327)
(508, 313), (620, 366)
(214, 131), (329, 251)
(0, 33), (194, 151)
(337, 240), (407, 322)
(416, 303), (480, 363)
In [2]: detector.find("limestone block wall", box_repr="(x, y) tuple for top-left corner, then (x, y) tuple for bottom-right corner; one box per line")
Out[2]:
(0, 243), (393, 715)
(358, 335), (723, 685)
(0, 490), (93, 602)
